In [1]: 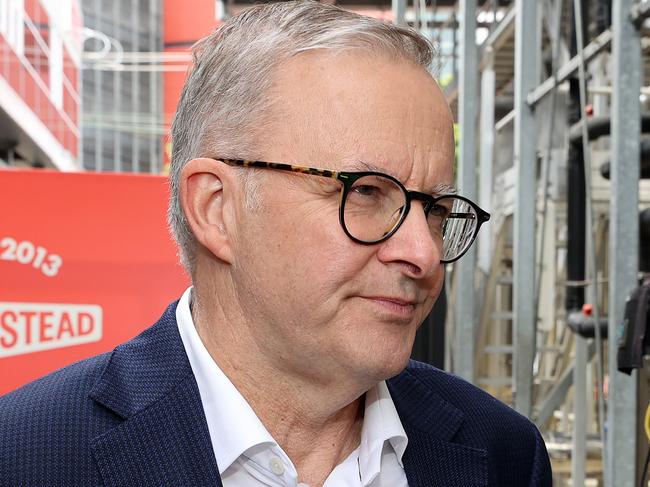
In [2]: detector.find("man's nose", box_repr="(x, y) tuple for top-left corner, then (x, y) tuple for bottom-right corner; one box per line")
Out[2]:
(376, 202), (441, 278)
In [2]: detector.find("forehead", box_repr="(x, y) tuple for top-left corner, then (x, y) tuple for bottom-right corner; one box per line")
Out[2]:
(260, 51), (455, 190)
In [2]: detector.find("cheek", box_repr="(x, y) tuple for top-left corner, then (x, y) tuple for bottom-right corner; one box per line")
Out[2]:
(244, 205), (362, 288)
(239, 180), (382, 296)
(292, 237), (373, 294)
(424, 266), (446, 311)
(275, 204), (362, 270)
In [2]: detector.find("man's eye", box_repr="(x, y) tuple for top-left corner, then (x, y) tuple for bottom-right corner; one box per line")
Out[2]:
(352, 185), (379, 196)
(429, 203), (450, 218)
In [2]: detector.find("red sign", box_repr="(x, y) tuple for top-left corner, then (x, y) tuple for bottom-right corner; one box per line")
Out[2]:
(0, 169), (189, 394)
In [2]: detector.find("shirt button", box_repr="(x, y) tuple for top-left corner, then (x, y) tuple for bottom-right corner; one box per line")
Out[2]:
(269, 456), (285, 476)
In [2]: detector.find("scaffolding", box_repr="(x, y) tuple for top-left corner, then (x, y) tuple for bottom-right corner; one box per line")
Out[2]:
(392, 0), (649, 485)
(80, 0), (163, 173)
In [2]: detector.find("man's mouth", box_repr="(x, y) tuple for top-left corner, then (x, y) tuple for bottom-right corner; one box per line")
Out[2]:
(358, 296), (418, 319)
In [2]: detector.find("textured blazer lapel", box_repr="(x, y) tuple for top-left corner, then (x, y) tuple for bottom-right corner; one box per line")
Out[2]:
(88, 302), (222, 487)
(388, 365), (488, 487)
(400, 429), (488, 487)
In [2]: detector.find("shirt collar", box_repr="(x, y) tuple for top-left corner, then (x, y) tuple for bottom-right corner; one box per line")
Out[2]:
(176, 287), (276, 474)
(358, 380), (408, 484)
(176, 286), (408, 482)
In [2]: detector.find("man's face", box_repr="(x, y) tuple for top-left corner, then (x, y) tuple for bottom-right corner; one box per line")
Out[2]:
(228, 51), (454, 386)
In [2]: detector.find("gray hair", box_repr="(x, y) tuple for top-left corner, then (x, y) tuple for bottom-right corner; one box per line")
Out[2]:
(168, 0), (437, 273)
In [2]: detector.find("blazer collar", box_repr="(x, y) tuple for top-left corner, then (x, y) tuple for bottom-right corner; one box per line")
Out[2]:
(387, 364), (488, 487)
(89, 301), (222, 486)
(89, 301), (191, 418)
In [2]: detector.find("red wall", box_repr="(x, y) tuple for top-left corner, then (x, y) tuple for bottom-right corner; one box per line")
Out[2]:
(0, 170), (189, 394)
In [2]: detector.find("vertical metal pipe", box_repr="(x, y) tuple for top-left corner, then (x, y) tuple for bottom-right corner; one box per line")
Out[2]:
(535, 0), (563, 335)
(641, 209), (650, 274)
(608, 0), (640, 484)
(149, 0), (158, 173)
(113, 0), (122, 172)
(565, 140), (586, 313)
(478, 47), (495, 275)
(77, 8), (83, 170)
(132, 0), (140, 172)
(452, 11), (458, 82)
(93, 0), (102, 172)
(572, 335), (587, 486)
(566, 0), (586, 314)
(565, 0), (586, 322)
(491, 0), (497, 34)
(512, 0), (538, 416)
(392, 0), (406, 26)
(573, 0), (607, 463)
(216, 0), (227, 21)
(454, 0), (478, 383)
(595, 0), (612, 34)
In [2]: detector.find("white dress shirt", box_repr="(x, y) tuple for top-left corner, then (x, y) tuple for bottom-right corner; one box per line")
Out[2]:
(176, 287), (410, 487)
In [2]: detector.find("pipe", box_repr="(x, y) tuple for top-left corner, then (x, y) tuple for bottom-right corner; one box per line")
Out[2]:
(568, 114), (650, 144)
(565, 0), (588, 313)
(599, 139), (650, 180)
(641, 209), (650, 274)
(595, 0), (612, 35)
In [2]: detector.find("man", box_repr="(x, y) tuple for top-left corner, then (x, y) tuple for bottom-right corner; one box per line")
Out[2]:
(0, 2), (552, 486)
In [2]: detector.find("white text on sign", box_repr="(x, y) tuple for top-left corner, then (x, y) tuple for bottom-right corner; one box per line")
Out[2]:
(0, 303), (103, 358)
(0, 237), (63, 277)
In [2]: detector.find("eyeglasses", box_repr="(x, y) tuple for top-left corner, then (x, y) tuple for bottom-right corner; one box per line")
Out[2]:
(214, 158), (490, 263)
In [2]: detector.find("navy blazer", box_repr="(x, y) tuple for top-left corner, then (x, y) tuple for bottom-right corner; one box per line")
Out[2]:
(0, 302), (552, 486)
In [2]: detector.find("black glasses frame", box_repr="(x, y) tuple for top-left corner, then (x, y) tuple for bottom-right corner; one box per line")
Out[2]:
(214, 158), (491, 263)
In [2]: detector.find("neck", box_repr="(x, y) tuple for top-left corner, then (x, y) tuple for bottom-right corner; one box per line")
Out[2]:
(191, 281), (369, 486)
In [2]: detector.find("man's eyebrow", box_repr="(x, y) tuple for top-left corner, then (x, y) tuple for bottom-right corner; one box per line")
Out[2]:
(346, 160), (458, 195)
(431, 183), (458, 195)
(346, 160), (384, 172)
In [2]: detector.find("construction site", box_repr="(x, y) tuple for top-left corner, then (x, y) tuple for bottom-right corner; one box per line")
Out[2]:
(1, 0), (649, 485)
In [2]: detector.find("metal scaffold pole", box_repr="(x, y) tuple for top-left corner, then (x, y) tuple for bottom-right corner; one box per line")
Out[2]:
(392, 0), (406, 26)
(478, 46), (494, 275)
(512, 0), (538, 416)
(454, 0), (478, 383)
(572, 0), (607, 479)
(608, 0), (640, 484)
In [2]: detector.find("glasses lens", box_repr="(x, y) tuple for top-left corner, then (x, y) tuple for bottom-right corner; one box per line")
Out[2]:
(343, 175), (406, 243)
(429, 196), (478, 261)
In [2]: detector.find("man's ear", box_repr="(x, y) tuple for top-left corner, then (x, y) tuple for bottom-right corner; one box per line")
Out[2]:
(179, 158), (235, 264)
